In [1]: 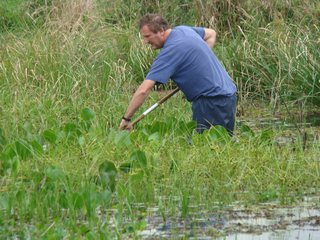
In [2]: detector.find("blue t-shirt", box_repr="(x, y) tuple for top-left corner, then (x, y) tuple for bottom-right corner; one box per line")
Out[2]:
(145, 26), (236, 101)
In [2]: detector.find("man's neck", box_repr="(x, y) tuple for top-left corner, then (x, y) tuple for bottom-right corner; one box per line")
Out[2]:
(164, 29), (172, 41)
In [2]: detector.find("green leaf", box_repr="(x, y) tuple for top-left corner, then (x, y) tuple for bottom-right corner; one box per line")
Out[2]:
(97, 190), (112, 205)
(240, 124), (255, 137)
(81, 108), (95, 121)
(129, 170), (144, 182)
(1, 144), (16, 160)
(148, 132), (160, 142)
(99, 161), (117, 174)
(45, 166), (66, 181)
(64, 123), (78, 133)
(130, 150), (147, 169)
(98, 161), (118, 192)
(30, 139), (44, 155)
(72, 192), (84, 209)
(14, 139), (32, 160)
(146, 121), (169, 135)
(181, 121), (196, 133)
(114, 131), (132, 147)
(64, 122), (81, 138)
(22, 121), (33, 133)
(119, 162), (132, 173)
(1, 155), (19, 174)
(0, 128), (7, 149)
(258, 129), (274, 143)
(205, 125), (230, 143)
(43, 129), (57, 144)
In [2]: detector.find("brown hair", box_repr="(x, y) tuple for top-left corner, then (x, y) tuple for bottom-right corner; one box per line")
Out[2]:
(139, 14), (169, 33)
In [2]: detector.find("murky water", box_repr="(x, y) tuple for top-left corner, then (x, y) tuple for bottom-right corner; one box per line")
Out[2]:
(238, 114), (320, 147)
(137, 195), (320, 239)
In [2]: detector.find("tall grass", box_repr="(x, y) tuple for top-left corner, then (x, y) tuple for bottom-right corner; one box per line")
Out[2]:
(219, 23), (320, 106)
(2, 0), (319, 105)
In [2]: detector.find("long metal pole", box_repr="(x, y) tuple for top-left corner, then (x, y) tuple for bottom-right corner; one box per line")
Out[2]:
(131, 87), (180, 126)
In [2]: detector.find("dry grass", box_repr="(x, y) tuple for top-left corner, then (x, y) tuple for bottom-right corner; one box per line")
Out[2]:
(46, 0), (98, 33)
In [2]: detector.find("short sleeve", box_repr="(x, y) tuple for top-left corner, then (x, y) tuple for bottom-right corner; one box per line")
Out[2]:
(191, 27), (205, 39)
(145, 45), (180, 84)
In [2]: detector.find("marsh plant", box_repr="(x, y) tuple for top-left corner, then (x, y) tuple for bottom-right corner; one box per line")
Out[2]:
(0, 0), (319, 238)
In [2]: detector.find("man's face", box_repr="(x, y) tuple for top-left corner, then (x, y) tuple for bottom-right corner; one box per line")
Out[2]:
(140, 25), (165, 49)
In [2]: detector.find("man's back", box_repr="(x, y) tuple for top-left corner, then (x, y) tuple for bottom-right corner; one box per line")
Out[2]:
(146, 26), (236, 101)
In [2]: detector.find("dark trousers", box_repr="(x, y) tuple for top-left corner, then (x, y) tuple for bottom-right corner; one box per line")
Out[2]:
(192, 94), (237, 134)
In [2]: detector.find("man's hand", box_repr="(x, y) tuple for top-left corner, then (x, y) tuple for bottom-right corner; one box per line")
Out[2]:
(119, 119), (133, 131)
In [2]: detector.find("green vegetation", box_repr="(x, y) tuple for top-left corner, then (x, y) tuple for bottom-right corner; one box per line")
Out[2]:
(0, 0), (319, 238)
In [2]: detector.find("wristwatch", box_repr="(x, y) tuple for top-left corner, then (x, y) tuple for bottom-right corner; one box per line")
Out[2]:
(122, 116), (131, 122)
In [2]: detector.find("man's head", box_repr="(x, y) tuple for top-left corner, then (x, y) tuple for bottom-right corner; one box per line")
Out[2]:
(139, 14), (170, 49)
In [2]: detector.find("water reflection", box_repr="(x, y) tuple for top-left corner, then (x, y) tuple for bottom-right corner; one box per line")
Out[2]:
(138, 195), (320, 239)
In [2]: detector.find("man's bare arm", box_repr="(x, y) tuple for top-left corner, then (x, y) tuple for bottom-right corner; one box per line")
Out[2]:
(119, 79), (156, 131)
(203, 28), (217, 48)
(123, 79), (156, 119)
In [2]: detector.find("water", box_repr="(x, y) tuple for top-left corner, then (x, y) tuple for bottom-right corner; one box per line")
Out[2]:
(223, 202), (320, 240)
(137, 195), (320, 239)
